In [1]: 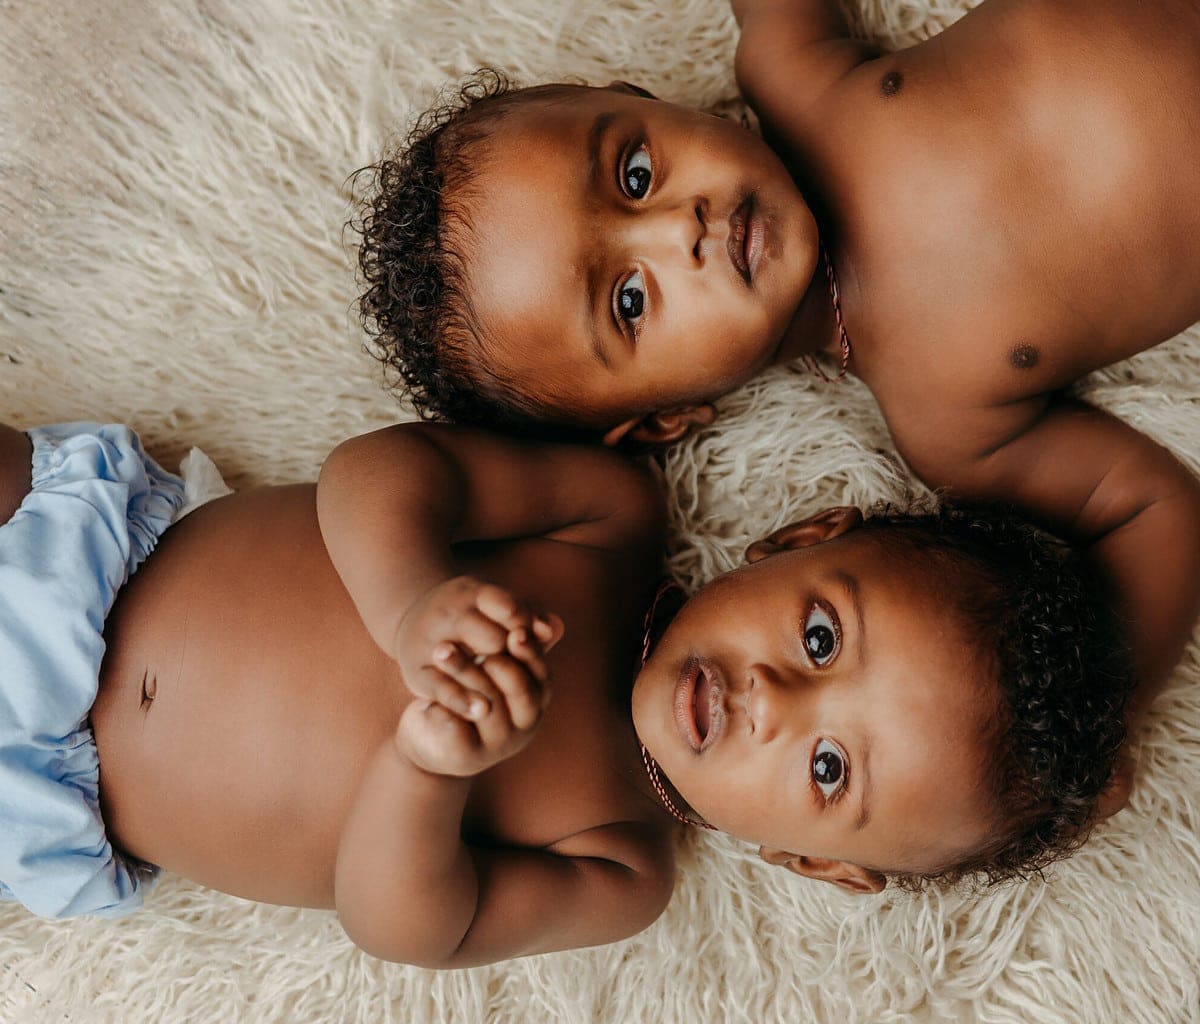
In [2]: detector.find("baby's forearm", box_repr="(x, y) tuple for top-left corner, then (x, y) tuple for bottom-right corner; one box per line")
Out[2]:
(335, 740), (478, 966)
(1088, 482), (1200, 720)
(904, 399), (1200, 725)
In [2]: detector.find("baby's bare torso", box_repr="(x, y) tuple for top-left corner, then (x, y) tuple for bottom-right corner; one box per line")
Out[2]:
(786, 0), (1200, 421)
(92, 485), (651, 908)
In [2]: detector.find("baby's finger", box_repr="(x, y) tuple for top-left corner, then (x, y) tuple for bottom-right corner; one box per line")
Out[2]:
(530, 613), (565, 651)
(428, 673), (490, 722)
(432, 643), (504, 720)
(445, 609), (510, 659)
(474, 583), (537, 633)
(506, 627), (550, 683)
(480, 652), (546, 732)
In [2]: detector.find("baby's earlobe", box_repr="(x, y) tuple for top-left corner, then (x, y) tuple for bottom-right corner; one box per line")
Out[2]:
(745, 506), (864, 563)
(606, 405), (718, 448)
(758, 846), (886, 895)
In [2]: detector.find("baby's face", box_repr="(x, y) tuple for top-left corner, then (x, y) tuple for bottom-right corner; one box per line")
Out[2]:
(458, 85), (819, 437)
(631, 525), (996, 883)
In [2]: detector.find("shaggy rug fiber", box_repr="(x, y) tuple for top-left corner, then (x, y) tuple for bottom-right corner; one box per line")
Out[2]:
(2, 0), (1199, 1021)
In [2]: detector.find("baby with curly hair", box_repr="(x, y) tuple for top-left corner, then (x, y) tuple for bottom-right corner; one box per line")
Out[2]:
(354, 0), (1200, 740)
(0, 420), (1132, 963)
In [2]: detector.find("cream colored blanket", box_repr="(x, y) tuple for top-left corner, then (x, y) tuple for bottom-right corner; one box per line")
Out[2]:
(2, 1), (1198, 1021)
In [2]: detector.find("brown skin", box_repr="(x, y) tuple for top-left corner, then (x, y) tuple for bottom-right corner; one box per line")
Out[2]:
(88, 425), (676, 967)
(459, 0), (1200, 720)
(0, 425), (32, 524)
(631, 508), (999, 894)
(2, 423), (1035, 962)
(732, 0), (1200, 716)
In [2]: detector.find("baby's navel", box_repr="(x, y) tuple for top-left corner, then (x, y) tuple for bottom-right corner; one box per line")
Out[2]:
(880, 71), (903, 97)
(140, 671), (157, 710)
(1009, 344), (1040, 370)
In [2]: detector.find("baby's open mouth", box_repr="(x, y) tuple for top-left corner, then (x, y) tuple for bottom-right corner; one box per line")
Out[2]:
(693, 668), (714, 743)
(675, 657), (724, 752)
(727, 195), (761, 284)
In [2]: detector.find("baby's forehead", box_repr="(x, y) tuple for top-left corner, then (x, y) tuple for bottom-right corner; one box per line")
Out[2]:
(470, 83), (689, 164)
(480, 84), (609, 142)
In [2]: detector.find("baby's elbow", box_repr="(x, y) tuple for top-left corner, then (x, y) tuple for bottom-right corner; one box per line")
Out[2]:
(634, 865), (676, 935)
(337, 907), (463, 968)
(616, 842), (678, 938)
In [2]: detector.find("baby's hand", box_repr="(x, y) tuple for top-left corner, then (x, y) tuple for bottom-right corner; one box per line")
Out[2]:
(395, 576), (562, 703)
(395, 628), (552, 777)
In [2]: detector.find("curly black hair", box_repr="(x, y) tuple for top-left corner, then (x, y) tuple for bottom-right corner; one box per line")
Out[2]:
(854, 500), (1136, 889)
(351, 69), (594, 440)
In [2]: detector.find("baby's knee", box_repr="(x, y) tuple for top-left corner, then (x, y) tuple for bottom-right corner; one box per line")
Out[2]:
(0, 423), (32, 525)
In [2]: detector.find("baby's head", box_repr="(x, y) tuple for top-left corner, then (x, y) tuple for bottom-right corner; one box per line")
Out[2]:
(631, 503), (1136, 893)
(355, 69), (820, 444)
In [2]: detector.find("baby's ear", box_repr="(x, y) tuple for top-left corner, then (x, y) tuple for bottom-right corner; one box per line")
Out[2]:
(745, 506), (863, 563)
(759, 847), (886, 895)
(602, 404), (717, 448)
(1093, 745), (1134, 821)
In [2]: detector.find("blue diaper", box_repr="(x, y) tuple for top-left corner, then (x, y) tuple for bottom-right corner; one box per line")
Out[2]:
(0, 422), (185, 918)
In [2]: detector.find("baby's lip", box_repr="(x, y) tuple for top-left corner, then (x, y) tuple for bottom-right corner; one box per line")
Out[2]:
(727, 195), (760, 284)
(673, 656), (727, 753)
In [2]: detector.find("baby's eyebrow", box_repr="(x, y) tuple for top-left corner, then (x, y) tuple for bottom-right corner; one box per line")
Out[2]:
(586, 110), (617, 190)
(582, 111), (620, 369)
(855, 736), (873, 831)
(835, 570), (866, 664)
(584, 263), (612, 369)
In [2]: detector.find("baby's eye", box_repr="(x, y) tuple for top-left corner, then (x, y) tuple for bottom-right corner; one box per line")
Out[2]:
(616, 270), (646, 325)
(812, 738), (847, 800)
(622, 146), (653, 199)
(803, 603), (840, 666)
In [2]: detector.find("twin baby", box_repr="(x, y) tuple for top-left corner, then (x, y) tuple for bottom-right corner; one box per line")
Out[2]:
(4, 0), (1200, 967)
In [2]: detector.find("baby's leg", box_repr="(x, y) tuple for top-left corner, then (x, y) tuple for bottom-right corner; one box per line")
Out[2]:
(0, 424), (32, 525)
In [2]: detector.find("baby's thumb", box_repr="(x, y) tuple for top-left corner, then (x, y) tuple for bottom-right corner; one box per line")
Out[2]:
(532, 613), (565, 651)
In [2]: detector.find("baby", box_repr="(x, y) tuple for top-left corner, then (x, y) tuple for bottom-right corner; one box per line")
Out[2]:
(0, 420), (1132, 965)
(354, 0), (1200, 724)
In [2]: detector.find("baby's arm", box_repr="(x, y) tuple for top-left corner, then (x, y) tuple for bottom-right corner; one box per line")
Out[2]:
(732, 0), (877, 125)
(317, 424), (671, 964)
(898, 398), (1200, 720)
(316, 422), (663, 681)
(337, 627), (672, 966)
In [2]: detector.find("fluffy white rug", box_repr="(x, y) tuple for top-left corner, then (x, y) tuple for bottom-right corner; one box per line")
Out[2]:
(2, 1), (1198, 1021)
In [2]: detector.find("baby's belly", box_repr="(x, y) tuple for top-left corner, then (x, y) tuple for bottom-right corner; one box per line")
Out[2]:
(92, 487), (404, 908)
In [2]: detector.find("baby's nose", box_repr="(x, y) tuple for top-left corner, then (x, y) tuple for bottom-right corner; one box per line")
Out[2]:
(746, 665), (803, 744)
(629, 199), (705, 266)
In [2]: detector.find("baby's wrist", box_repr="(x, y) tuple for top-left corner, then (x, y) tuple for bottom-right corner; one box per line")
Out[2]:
(391, 720), (478, 783)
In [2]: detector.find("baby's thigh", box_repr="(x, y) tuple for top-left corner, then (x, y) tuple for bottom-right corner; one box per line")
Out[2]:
(0, 423), (33, 524)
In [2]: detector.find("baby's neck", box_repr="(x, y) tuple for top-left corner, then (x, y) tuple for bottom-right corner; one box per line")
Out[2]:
(774, 251), (851, 369)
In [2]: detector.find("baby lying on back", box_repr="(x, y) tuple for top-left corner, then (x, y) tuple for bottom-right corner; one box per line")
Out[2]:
(0, 420), (1132, 964)
(356, 0), (1200, 734)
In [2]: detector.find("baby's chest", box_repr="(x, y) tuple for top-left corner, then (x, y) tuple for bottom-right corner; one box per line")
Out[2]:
(463, 704), (638, 851)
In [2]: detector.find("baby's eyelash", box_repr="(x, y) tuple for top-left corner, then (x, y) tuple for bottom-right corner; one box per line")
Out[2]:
(620, 142), (653, 200)
(614, 269), (647, 331)
(811, 738), (849, 802)
(802, 602), (840, 666)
